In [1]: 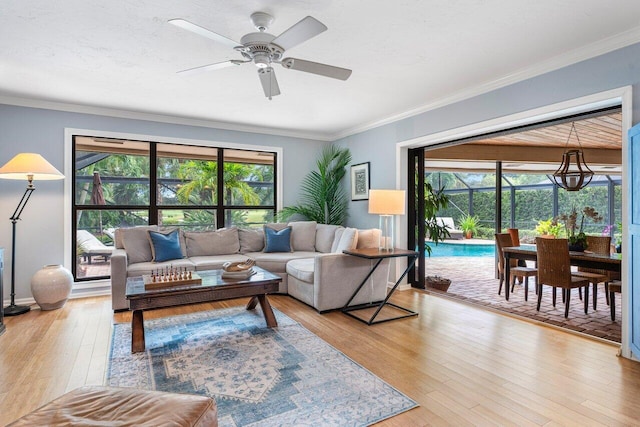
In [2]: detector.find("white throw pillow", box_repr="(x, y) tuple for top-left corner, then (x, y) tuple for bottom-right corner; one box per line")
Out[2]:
(331, 228), (345, 253)
(333, 227), (358, 253)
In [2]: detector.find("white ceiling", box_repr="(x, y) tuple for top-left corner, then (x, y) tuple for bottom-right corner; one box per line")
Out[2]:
(2, 1), (640, 141)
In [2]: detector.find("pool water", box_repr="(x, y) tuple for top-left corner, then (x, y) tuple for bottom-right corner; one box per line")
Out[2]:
(426, 242), (495, 257)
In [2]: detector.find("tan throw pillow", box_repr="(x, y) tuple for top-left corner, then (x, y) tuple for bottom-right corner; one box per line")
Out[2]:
(185, 227), (240, 257)
(289, 221), (317, 252)
(121, 225), (158, 264)
(239, 228), (265, 253)
(356, 229), (381, 249)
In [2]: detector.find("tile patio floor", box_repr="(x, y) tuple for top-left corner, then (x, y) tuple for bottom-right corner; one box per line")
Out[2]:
(422, 256), (621, 343)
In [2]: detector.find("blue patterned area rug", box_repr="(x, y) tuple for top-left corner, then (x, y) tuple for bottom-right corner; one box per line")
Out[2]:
(107, 306), (417, 426)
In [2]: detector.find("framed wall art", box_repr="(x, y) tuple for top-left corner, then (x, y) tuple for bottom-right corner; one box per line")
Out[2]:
(350, 162), (370, 201)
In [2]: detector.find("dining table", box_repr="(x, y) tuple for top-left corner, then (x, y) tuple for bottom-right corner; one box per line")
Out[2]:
(502, 244), (622, 301)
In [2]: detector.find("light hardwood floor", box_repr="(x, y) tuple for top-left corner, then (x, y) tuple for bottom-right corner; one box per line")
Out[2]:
(2, 290), (639, 426)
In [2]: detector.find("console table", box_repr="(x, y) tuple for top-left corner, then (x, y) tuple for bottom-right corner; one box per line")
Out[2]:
(342, 248), (418, 325)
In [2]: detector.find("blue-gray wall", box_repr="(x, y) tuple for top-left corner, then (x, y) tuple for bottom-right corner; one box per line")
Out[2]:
(337, 42), (640, 229)
(3, 41), (640, 301)
(0, 105), (327, 300)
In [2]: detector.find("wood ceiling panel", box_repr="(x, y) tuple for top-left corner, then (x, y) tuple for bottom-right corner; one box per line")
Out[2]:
(473, 113), (622, 149)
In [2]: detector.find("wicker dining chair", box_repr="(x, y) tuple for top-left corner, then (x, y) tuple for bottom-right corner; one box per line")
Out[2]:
(495, 233), (537, 301)
(572, 235), (611, 310)
(535, 237), (590, 318)
(608, 280), (622, 321)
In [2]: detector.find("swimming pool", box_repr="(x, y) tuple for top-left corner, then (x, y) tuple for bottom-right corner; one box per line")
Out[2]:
(425, 242), (495, 257)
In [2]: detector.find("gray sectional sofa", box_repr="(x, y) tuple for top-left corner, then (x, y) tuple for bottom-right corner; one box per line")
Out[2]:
(110, 221), (390, 313)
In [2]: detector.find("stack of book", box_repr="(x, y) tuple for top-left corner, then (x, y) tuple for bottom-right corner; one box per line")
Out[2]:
(221, 268), (256, 279)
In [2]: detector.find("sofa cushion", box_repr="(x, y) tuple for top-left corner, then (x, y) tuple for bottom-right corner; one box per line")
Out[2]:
(148, 229), (183, 262)
(246, 251), (318, 273)
(127, 258), (195, 277)
(356, 228), (381, 249)
(315, 224), (341, 253)
(286, 258), (315, 283)
(264, 226), (292, 253)
(264, 222), (289, 231)
(238, 228), (264, 253)
(185, 227), (240, 257)
(120, 225), (158, 264)
(289, 221), (317, 252)
(190, 254), (249, 271)
(333, 227), (358, 253)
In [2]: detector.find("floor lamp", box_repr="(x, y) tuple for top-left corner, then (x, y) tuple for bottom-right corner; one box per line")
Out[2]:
(368, 189), (406, 251)
(0, 153), (64, 316)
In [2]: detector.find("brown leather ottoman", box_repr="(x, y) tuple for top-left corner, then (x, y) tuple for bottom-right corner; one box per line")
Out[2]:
(6, 386), (218, 426)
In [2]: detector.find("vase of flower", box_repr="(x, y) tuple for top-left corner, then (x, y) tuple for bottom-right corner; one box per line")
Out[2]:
(559, 206), (602, 252)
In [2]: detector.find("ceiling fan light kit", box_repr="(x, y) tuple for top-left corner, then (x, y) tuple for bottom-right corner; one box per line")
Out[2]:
(169, 11), (352, 99)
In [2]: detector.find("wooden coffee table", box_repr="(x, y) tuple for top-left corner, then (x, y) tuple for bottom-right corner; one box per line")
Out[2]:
(125, 267), (281, 353)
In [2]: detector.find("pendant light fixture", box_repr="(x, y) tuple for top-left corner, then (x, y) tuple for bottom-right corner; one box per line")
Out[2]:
(552, 122), (593, 191)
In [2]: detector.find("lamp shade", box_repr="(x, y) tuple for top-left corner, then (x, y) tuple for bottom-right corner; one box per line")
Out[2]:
(0, 153), (64, 181)
(368, 189), (406, 215)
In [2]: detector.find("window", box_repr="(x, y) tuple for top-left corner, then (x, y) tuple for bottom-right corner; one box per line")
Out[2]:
(72, 136), (277, 281)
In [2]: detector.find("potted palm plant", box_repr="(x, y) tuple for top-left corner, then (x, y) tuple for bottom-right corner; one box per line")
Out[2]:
(278, 146), (352, 225)
(459, 214), (479, 239)
(424, 182), (452, 291)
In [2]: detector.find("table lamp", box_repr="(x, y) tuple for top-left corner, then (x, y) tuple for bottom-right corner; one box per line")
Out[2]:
(368, 189), (406, 251)
(0, 153), (64, 316)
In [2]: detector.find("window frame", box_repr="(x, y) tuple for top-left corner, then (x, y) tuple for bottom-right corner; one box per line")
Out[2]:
(67, 130), (282, 284)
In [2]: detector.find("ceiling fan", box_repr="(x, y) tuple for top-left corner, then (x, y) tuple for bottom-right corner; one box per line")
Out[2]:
(169, 12), (352, 100)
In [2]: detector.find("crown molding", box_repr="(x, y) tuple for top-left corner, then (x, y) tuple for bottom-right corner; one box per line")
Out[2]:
(0, 95), (333, 142)
(330, 26), (640, 141)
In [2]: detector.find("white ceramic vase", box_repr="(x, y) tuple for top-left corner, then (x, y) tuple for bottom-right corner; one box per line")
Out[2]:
(31, 264), (73, 310)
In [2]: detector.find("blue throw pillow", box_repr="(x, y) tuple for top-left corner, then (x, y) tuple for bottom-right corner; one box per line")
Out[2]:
(264, 226), (292, 253)
(148, 229), (183, 262)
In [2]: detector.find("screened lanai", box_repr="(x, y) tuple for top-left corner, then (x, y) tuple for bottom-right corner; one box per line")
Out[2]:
(408, 107), (623, 342)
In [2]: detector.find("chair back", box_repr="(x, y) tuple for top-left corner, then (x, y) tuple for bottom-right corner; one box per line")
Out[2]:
(495, 233), (518, 273)
(536, 237), (573, 288)
(507, 228), (520, 246)
(585, 235), (611, 255)
(579, 235), (612, 277)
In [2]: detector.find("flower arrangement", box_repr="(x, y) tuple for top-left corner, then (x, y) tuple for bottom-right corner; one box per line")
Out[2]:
(558, 206), (603, 249)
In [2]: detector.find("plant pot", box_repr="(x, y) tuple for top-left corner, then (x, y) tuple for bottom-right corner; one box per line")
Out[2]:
(464, 231), (473, 239)
(569, 243), (585, 252)
(426, 276), (451, 292)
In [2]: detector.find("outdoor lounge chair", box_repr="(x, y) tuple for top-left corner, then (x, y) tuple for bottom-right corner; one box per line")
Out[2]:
(435, 217), (463, 240)
(77, 230), (114, 264)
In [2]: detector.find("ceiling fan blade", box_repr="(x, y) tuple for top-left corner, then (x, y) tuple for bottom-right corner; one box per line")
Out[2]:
(258, 67), (281, 100)
(271, 16), (327, 51)
(281, 58), (352, 80)
(177, 60), (244, 76)
(168, 18), (240, 48)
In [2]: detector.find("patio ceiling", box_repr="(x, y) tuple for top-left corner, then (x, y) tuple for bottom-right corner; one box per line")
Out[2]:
(425, 111), (622, 174)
